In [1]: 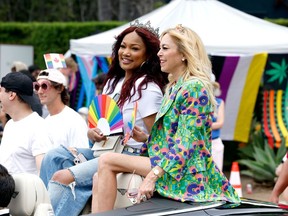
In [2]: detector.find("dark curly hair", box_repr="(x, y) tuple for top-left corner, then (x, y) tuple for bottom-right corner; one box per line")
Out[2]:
(0, 164), (15, 207)
(104, 26), (168, 108)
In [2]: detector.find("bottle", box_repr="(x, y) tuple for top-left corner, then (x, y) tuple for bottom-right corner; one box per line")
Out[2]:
(246, 183), (252, 194)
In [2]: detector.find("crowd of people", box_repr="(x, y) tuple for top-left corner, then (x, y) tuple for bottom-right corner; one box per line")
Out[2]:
(0, 21), (258, 215)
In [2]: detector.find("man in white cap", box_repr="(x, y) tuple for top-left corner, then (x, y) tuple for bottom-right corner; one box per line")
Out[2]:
(0, 72), (52, 175)
(35, 69), (89, 149)
(38, 69), (92, 189)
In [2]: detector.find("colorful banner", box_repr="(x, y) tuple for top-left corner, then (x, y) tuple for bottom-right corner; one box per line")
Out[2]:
(211, 53), (268, 142)
(262, 54), (288, 147)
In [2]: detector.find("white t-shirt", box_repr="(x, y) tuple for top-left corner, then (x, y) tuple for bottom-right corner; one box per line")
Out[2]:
(0, 112), (53, 175)
(103, 77), (163, 149)
(45, 105), (89, 148)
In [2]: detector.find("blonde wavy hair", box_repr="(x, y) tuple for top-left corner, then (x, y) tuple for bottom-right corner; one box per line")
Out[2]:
(160, 24), (216, 108)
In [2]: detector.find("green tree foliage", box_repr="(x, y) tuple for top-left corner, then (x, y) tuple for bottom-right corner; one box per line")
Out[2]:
(0, 21), (124, 68)
(0, 0), (97, 22)
(0, 0), (166, 22)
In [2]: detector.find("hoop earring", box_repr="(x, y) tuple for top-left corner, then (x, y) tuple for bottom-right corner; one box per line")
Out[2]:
(140, 61), (146, 69)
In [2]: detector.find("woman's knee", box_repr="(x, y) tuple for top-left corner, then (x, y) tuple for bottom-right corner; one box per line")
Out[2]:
(98, 152), (117, 170)
(52, 169), (74, 185)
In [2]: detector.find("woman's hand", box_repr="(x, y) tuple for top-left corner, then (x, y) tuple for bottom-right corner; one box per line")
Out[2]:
(132, 125), (149, 143)
(269, 192), (279, 204)
(136, 170), (158, 203)
(87, 128), (107, 143)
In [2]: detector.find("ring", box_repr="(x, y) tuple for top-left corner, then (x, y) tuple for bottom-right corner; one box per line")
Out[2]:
(140, 194), (147, 201)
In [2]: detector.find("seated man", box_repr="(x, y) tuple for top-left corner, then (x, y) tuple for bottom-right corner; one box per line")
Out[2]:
(0, 72), (52, 175)
(35, 69), (89, 149)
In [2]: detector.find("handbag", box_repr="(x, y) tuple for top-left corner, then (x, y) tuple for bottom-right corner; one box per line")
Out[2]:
(92, 135), (124, 157)
(114, 172), (144, 209)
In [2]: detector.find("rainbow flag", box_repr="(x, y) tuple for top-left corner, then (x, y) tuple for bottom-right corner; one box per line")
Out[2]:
(76, 55), (97, 107)
(44, 53), (67, 69)
(124, 101), (138, 144)
(211, 53), (268, 142)
(128, 101), (138, 131)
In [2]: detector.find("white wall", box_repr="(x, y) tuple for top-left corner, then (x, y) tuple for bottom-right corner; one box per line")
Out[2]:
(0, 44), (33, 79)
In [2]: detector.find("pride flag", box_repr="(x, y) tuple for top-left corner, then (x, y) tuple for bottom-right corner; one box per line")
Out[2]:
(44, 53), (67, 69)
(76, 55), (97, 107)
(211, 53), (268, 142)
(75, 56), (110, 109)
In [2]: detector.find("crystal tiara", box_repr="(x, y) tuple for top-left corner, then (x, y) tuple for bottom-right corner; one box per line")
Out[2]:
(130, 19), (159, 38)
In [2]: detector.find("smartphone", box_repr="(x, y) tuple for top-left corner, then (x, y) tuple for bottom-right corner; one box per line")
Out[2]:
(73, 153), (87, 165)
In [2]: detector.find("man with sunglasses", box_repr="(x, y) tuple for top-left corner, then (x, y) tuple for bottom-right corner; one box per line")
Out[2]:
(35, 69), (89, 149)
(37, 69), (91, 187)
(0, 72), (53, 175)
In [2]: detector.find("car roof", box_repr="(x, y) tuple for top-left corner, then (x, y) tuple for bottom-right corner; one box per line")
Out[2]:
(84, 197), (288, 216)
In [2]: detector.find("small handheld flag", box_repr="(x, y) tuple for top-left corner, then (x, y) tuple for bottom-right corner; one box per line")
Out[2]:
(44, 53), (67, 69)
(123, 101), (138, 144)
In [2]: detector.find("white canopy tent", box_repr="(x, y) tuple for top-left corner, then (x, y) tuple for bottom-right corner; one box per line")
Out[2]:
(70, 0), (288, 143)
(70, 0), (288, 56)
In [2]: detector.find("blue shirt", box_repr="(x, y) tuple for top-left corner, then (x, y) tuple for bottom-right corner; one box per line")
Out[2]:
(212, 98), (223, 139)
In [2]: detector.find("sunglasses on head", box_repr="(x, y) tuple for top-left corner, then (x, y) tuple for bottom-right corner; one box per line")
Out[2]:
(34, 80), (51, 92)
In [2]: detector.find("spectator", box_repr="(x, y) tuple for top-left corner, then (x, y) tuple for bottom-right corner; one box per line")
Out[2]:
(211, 80), (225, 171)
(10, 61), (28, 72)
(19, 70), (43, 117)
(35, 69), (89, 149)
(92, 73), (107, 95)
(0, 70), (43, 127)
(60, 57), (78, 92)
(28, 64), (41, 81)
(0, 72), (52, 175)
(59, 56), (81, 110)
(0, 164), (15, 215)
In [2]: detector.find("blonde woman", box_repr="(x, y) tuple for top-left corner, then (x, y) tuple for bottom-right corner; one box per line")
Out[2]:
(92, 25), (240, 213)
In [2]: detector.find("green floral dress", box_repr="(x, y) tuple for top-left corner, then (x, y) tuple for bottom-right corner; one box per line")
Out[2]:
(141, 77), (240, 203)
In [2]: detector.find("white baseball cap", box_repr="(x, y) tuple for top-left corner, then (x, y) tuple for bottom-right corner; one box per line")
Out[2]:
(37, 69), (67, 87)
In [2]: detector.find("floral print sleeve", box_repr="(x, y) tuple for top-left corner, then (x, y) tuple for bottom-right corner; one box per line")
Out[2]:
(156, 79), (212, 181)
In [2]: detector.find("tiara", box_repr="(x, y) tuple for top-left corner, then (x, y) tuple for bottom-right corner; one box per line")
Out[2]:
(130, 19), (159, 38)
(175, 24), (185, 34)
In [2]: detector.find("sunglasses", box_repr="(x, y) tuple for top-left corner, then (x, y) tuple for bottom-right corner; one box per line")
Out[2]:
(125, 170), (143, 204)
(34, 80), (51, 92)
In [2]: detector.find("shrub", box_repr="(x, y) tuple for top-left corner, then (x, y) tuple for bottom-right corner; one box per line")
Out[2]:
(238, 118), (287, 184)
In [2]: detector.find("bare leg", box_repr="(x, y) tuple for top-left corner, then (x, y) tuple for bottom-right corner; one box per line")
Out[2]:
(52, 169), (74, 185)
(97, 162), (117, 211)
(93, 152), (151, 213)
(91, 173), (99, 212)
